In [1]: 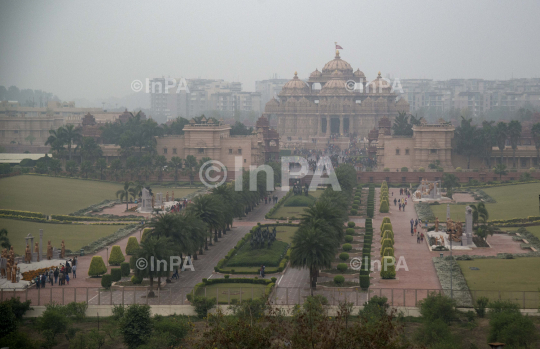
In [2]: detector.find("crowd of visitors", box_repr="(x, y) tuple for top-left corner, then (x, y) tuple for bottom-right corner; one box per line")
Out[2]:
(34, 256), (77, 289)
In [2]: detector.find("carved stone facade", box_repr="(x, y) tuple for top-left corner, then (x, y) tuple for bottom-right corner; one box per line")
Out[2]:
(264, 51), (409, 142)
(376, 120), (455, 171)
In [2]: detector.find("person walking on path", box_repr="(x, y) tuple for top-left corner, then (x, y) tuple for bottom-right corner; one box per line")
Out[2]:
(398, 203), (401, 211)
(54, 267), (59, 284)
(41, 273), (46, 288)
(403, 202), (406, 211)
(65, 272), (70, 285)
(35, 275), (40, 289)
(394, 198), (397, 206)
(417, 235), (420, 244)
(72, 264), (77, 278)
(49, 269), (54, 286)
(411, 226), (414, 236)
(420, 232), (424, 243)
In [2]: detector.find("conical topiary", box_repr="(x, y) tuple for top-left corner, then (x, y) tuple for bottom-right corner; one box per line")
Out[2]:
(125, 236), (140, 255)
(379, 199), (389, 213)
(383, 247), (394, 257)
(381, 222), (393, 237)
(109, 245), (125, 266)
(88, 256), (107, 276)
(381, 238), (393, 256)
(382, 230), (394, 245)
(381, 256), (396, 279)
(380, 217), (390, 233)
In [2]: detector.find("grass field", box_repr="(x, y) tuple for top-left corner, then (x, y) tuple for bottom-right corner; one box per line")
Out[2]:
(226, 240), (288, 267)
(524, 225), (540, 239)
(195, 283), (266, 303)
(275, 226), (297, 244)
(458, 258), (540, 308)
(269, 191), (324, 219)
(0, 175), (197, 215)
(431, 183), (540, 221)
(0, 218), (126, 254)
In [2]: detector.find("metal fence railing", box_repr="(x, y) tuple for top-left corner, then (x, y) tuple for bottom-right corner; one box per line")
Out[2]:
(1, 287), (539, 309)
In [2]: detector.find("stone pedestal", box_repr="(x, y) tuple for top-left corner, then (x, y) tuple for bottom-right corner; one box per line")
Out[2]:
(446, 204), (450, 220)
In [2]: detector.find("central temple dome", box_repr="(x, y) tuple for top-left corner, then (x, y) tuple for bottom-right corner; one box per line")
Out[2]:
(320, 70), (348, 95)
(322, 50), (353, 75)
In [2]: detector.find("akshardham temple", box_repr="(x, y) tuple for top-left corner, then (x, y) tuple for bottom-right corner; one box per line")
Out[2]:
(263, 50), (409, 143)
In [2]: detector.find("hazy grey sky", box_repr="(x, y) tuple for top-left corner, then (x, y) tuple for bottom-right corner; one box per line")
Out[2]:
(1, 0), (539, 101)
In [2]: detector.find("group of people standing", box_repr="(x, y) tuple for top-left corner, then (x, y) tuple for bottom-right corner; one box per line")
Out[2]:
(264, 196), (277, 204)
(34, 257), (77, 289)
(410, 218), (425, 244)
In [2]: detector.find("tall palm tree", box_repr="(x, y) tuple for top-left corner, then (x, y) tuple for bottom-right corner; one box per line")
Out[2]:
(493, 163), (508, 181)
(60, 124), (82, 160)
(116, 181), (137, 211)
(531, 123), (540, 167)
(300, 197), (345, 245)
(495, 122), (508, 165)
(183, 155), (198, 187)
(187, 195), (222, 251)
(169, 156), (183, 182)
(45, 127), (66, 156)
(507, 120), (522, 168)
(135, 236), (172, 295)
(480, 121), (496, 168)
(290, 223), (336, 295)
(0, 228), (11, 249)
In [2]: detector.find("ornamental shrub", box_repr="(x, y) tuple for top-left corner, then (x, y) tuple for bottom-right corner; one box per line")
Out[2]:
(131, 275), (142, 284)
(120, 262), (130, 277)
(101, 274), (112, 289)
(418, 167), (425, 172)
(347, 221), (355, 228)
(109, 245), (125, 266)
(350, 209), (358, 215)
(351, 204), (358, 210)
(120, 304), (153, 349)
(380, 217), (390, 232)
(381, 238), (393, 254)
(381, 222), (393, 237)
(382, 230), (394, 244)
(125, 237), (140, 255)
(380, 257), (396, 279)
(345, 235), (354, 243)
(111, 268), (122, 282)
(88, 256), (107, 276)
(337, 263), (348, 272)
(339, 252), (349, 261)
(359, 274), (370, 290)
(342, 243), (352, 252)
(379, 199), (389, 213)
(401, 167), (408, 172)
(334, 275), (345, 286)
(382, 247), (394, 257)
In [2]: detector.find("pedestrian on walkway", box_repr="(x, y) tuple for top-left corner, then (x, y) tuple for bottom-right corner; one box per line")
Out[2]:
(411, 226), (414, 236)
(41, 273), (46, 288)
(410, 218), (414, 228)
(35, 275), (40, 289)
(54, 268), (59, 284)
(65, 272), (70, 285)
(49, 269), (54, 286)
(420, 232), (424, 243)
(398, 203), (401, 211)
(72, 264), (77, 278)
(417, 235), (420, 244)
(394, 198), (397, 206)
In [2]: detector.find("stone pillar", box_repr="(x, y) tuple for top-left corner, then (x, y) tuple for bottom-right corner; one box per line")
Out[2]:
(446, 204), (450, 220)
(465, 206), (473, 246)
(39, 229), (43, 261)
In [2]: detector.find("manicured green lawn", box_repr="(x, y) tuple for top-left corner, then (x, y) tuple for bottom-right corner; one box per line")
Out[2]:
(524, 225), (540, 239)
(458, 258), (540, 308)
(195, 283), (266, 303)
(275, 226), (298, 244)
(0, 218), (126, 254)
(0, 175), (197, 215)
(226, 241), (288, 267)
(270, 206), (307, 219)
(431, 183), (540, 221)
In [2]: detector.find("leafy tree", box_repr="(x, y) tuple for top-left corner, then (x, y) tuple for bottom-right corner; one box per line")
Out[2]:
(25, 134), (36, 145)
(184, 155), (199, 186)
(80, 160), (93, 178)
(493, 163), (508, 180)
(531, 122), (540, 167)
(169, 156), (183, 182)
(391, 111), (420, 136)
(154, 155), (167, 182)
(230, 121), (253, 135)
(48, 158), (62, 176)
(77, 137), (103, 162)
(163, 117), (189, 135)
(0, 228), (11, 248)
(116, 181), (137, 211)
(0, 301), (17, 338)
(95, 158), (107, 180)
(454, 116), (479, 169)
(65, 160), (78, 176)
(479, 120), (496, 168)
(135, 236), (172, 295)
(470, 202), (489, 227)
(495, 121), (508, 164)
(120, 304), (153, 349)
(442, 173), (460, 192)
(507, 120), (522, 168)
(188, 195), (222, 249)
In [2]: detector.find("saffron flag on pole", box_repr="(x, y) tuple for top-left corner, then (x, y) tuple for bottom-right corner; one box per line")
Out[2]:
(336, 44), (343, 49)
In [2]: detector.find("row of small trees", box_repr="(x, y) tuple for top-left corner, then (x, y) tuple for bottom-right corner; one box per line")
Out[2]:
(380, 217), (396, 279)
(367, 185), (374, 218)
(360, 217), (373, 289)
(379, 181), (389, 213)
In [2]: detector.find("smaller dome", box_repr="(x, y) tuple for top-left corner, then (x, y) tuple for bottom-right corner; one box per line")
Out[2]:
(354, 68), (366, 78)
(310, 68), (322, 78)
(280, 72), (310, 95)
(368, 71), (391, 92)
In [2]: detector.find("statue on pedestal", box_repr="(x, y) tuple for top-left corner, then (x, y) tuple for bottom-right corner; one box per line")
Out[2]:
(47, 240), (53, 260)
(435, 217), (439, 232)
(34, 242), (40, 262)
(11, 262), (17, 283)
(9, 246), (14, 265)
(61, 240), (65, 258)
(25, 244), (31, 263)
(6, 260), (11, 280)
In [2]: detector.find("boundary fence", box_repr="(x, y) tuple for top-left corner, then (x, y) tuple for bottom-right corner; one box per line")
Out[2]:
(1, 287), (539, 309)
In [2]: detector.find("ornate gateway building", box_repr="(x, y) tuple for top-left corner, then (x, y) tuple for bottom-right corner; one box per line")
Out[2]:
(264, 51), (409, 143)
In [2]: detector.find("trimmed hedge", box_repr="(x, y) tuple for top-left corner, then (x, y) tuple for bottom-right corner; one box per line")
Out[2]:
(334, 275), (345, 286)
(120, 262), (131, 277)
(342, 243), (352, 252)
(380, 256), (396, 279)
(350, 209), (358, 216)
(347, 222), (355, 228)
(345, 228), (355, 235)
(0, 209), (45, 218)
(111, 268), (122, 282)
(131, 275), (142, 284)
(344, 235), (354, 243)
(339, 252), (349, 261)
(125, 237), (140, 255)
(101, 274), (112, 289)
(108, 245), (125, 266)
(88, 256), (107, 277)
(337, 263), (348, 272)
